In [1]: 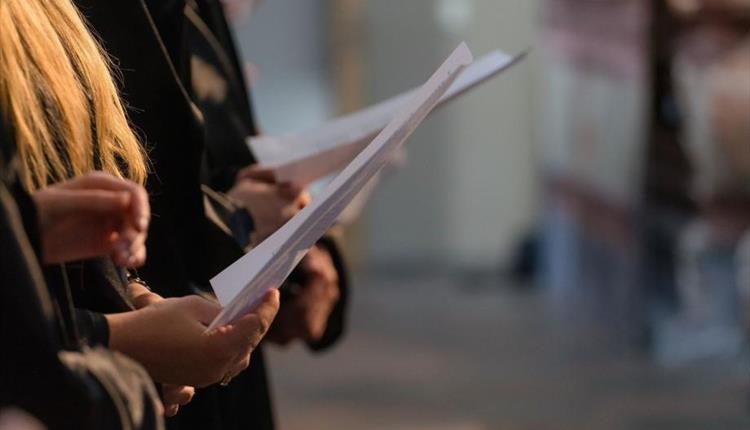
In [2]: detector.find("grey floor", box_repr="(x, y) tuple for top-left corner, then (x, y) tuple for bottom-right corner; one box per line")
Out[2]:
(265, 271), (750, 430)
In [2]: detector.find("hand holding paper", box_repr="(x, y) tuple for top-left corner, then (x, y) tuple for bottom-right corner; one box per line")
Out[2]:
(208, 42), (475, 330)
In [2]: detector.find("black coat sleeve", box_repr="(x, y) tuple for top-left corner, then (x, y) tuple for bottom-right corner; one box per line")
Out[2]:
(74, 309), (111, 347)
(188, 1), (351, 351)
(0, 184), (163, 430)
(0, 74), (163, 430)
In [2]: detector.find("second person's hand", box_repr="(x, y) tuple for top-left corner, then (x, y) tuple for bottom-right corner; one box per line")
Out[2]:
(229, 165), (310, 245)
(105, 290), (280, 387)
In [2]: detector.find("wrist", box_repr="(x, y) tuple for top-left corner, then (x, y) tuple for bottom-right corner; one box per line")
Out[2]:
(132, 290), (163, 309)
(104, 311), (132, 352)
(104, 309), (152, 372)
(127, 274), (163, 308)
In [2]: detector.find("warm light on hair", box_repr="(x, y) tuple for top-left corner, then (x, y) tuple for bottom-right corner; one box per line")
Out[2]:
(0, 0), (148, 191)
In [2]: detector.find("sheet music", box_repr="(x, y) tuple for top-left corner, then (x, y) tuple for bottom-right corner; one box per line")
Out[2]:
(208, 42), (474, 330)
(249, 50), (526, 185)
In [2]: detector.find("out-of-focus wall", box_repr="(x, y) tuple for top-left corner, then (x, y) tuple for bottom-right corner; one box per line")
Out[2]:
(233, 0), (334, 132)
(363, 0), (538, 269)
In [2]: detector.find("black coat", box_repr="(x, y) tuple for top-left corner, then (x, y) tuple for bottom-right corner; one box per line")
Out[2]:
(75, 2), (349, 429)
(0, 109), (162, 430)
(187, 0), (349, 352)
(74, 1), (276, 429)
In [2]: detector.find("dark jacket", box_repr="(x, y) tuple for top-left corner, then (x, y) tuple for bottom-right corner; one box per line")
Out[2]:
(64, 258), (135, 347)
(74, 1), (276, 429)
(187, 0), (349, 352)
(0, 110), (163, 430)
(74, 1), (348, 429)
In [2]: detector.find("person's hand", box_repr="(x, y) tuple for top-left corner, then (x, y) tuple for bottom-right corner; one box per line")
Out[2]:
(162, 384), (195, 417)
(124, 284), (195, 417)
(32, 172), (150, 267)
(268, 246), (340, 345)
(228, 165), (310, 244)
(105, 290), (280, 387)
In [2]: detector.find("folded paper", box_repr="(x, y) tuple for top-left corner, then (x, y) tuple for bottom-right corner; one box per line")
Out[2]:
(208, 42), (474, 330)
(250, 49), (526, 185)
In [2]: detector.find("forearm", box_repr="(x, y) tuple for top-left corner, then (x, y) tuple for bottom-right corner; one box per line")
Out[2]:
(103, 309), (173, 384)
(126, 279), (162, 309)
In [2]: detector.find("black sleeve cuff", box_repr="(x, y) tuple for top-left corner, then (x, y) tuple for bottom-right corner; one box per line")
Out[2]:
(229, 206), (255, 249)
(74, 309), (110, 347)
(210, 166), (241, 194)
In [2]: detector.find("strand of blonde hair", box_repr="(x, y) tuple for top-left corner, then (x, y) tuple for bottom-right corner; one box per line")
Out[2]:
(0, 0), (147, 191)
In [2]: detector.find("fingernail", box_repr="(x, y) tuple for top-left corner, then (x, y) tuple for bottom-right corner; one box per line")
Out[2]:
(138, 216), (148, 231)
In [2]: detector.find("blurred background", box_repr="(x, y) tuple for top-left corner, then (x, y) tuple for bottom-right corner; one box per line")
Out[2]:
(231, 0), (750, 428)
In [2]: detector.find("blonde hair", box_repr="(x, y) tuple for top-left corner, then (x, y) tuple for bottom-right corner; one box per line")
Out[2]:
(0, 0), (147, 191)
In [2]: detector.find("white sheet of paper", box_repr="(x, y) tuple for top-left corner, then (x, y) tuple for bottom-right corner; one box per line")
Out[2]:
(249, 49), (525, 185)
(208, 42), (474, 330)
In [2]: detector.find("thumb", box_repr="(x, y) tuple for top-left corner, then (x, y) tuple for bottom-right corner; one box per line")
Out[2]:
(218, 290), (280, 348)
(278, 182), (305, 200)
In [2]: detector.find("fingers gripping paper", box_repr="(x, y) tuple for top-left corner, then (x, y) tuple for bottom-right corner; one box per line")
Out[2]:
(207, 43), (474, 330)
(250, 49), (525, 185)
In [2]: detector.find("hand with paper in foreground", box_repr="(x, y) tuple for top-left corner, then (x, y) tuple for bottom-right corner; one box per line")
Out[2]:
(268, 245), (340, 345)
(228, 165), (310, 245)
(125, 283), (195, 417)
(105, 290), (279, 387)
(32, 172), (150, 267)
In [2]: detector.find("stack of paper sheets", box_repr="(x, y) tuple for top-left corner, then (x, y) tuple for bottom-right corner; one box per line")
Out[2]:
(249, 49), (526, 185)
